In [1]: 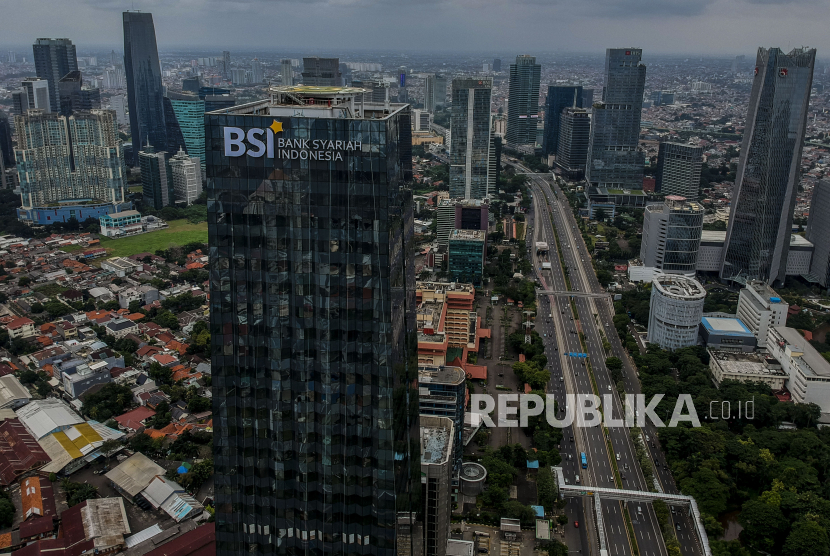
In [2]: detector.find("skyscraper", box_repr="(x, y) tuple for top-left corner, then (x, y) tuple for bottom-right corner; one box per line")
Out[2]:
(639, 197), (704, 277)
(586, 48), (647, 189)
(58, 71), (101, 116)
(169, 148), (201, 205)
(250, 58), (264, 84)
(424, 74), (447, 114)
(492, 58), (501, 73)
(280, 59), (293, 86)
(807, 180), (830, 288)
(20, 78), (51, 113)
(0, 111), (14, 169)
(123, 11), (167, 165)
(33, 38), (78, 113)
(505, 55), (541, 147)
(110, 95), (128, 126)
(301, 57), (341, 86)
(222, 51), (231, 78)
(541, 85), (582, 157)
(449, 77), (492, 200)
(207, 86), (419, 556)
(556, 108), (591, 179)
(655, 142), (703, 199)
(138, 146), (173, 209)
(164, 92), (206, 168)
(720, 47), (816, 286)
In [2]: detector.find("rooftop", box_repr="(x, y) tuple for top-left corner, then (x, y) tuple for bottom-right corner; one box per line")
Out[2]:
(653, 273), (706, 300)
(449, 229), (486, 241)
(773, 326), (830, 378)
(708, 349), (786, 377)
(701, 317), (754, 336)
(418, 365), (466, 386)
(420, 416), (453, 465)
(105, 452), (165, 497)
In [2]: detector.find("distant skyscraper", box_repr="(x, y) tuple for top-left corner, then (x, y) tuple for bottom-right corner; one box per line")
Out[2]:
(109, 95), (128, 126)
(586, 48), (647, 189)
(231, 68), (247, 85)
(556, 108), (591, 179)
(301, 56), (341, 86)
(221, 50), (230, 78)
(806, 180), (830, 288)
(182, 76), (201, 94)
(104, 68), (125, 89)
(0, 111), (14, 169)
(33, 38), (78, 113)
(721, 47), (816, 286)
(20, 78), (51, 113)
(138, 146), (173, 209)
(58, 71), (101, 116)
(541, 85), (582, 157)
(280, 59), (292, 86)
(169, 148), (201, 205)
(506, 55), (541, 147)
(425, 74), (447, 113)
(492, 58), (501, 72)
(250, 58), (264, 84)
(449, 77), (493, 200)
(7, 51), (16, 63)
(164, 92), (206, 169)
(123, 11), (167, 165)
(15, 109), (126, 208)
(582, 88), (594, 107)
(655, 142), (703, 199)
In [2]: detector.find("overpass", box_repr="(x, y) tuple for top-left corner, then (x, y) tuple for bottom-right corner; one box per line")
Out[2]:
(537, 290), (612, 299)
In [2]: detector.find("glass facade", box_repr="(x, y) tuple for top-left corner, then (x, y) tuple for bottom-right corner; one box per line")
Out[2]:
(165, 93), (206, 169)
(655, 142), (703, 199)
(505, 55), (541, 147)
(207, 95), (421, 556)
(640, 199), (703, 276)
(449, 78), (492, 200)
(33, 38), (78, 114)
(556, 108), (591, 179)
(541, 85), (582, 156)
(123, 12), (167, 166)
(721, 47), (815, 286)
(447, 230), (485, 286)
(806, 180), (830, 288)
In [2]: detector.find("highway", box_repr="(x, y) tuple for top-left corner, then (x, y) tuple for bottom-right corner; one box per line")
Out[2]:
(513, 162), (677, 556)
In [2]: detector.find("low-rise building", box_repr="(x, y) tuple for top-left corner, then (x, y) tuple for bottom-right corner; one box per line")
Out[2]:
(39, 421), (125, 476)
(104, 317), (139, 339)
(0, 418), (51, 486)
(105, 452), (165, 500)
(767, 326), (830, 415)
(16, 398), (84, 440)
(736, 280), (788, 348)
(0, 375), (32, 409)
(708, 349), (788, 389)
(62, 360), (112, 399)
(699, 317), (757, 352)
(99, 210), (143, 238)
(5, 317), (36, 339)
(101, 257), (142, 277)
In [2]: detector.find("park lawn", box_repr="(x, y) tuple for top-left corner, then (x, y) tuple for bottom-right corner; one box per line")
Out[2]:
(97, 219), (207, 258)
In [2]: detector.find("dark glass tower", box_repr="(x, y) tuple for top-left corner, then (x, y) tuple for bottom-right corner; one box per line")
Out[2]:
(720, 47), (815, 286)
(123, 12), (167, 166)
(541, 85), (582, 157)
(586, 48), (646, 189)
(505, 55), (541, 147)
(556, 108), (591, 179)
(449, 78), (492, 200)
(207, 86), (421, 556)
(33, 38), (78, 113)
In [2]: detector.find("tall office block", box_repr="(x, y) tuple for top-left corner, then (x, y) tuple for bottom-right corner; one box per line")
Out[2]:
(123, 11), (167, 165)
(721, 48), (816, 286)
(21, 78), (51, 113)
(639, 197), (703, 277)
(437, 200), (457, 247)
(655, 142), (703, 199)
(16, 109), (126, 208)
(301, 57), (341, 86)
(418, 365), (466, 474)
(492, 59), (501, 73)
(0, 111), (13, 169)
(250, 58), (264, 84)
(139, 146), (173, 209)
(164, 92), (206, 168)
(556, 108), (591, 179)
(647, 273), (706, 350)
(231, 68), (247, 86)
(582, 88), (594, 107)
(280, 59), (293, 86)
(505, 55), (541, 147)
(541, 86), (582, 157)
(169, 148), (201, 205)
(207, 86), (420, 556)
(12, 91), (29, 115)
(449, 77), (492, 200)
(425, 74), (447, 114)
(110, 95), (128, 126)
(420, 416), (454, 556)
(221, 51), (230, 78)
(586, 48), (647, 189)
(33, 38), (78, 113)
(182, 76), (201, 94)
(807, 180), (830, 288)
(448, 229), (486, 286)
(58, 71), (101, 116)
(437, 199), (489, 248)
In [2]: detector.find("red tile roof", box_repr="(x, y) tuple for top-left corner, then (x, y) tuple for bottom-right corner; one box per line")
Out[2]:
(115, 406), (156, 431)
(0, 419), (51, 486)
(6, 317), (34, 330)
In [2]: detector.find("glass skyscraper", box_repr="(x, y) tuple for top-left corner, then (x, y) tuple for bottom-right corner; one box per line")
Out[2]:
(555, 108), (591, 179)
(165, 92), (206, 169)
(449, 77), (492, 200)
(655, 142), (703, 199)
(541, 85), (582, 157)
(586, 48), (646, 189)
(505, 55), (541, 148)
(207, 86), (420, 556)
(33, 38), (78, 113)
(123, 11), (167, 166)
(720, 47), (815, 286)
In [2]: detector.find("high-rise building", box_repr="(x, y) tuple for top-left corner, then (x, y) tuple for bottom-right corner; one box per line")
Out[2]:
(720, 47), (816, 286)
(418, 365), (466, 475)
(16, 109), (126, 208)
(424, 74), (447, 113)
(0, 111), (14, 169)
(505, 55), (541, 147)
(123, 11), (167, 166)
(420, 415), (454, 556)
(250, 58), (264, 84)
(555, 108), (591, 179)
(436, 199), (489, 248)
(221, 51), (231, 78)
(806, 180), (830, 288)
(58, 71), (101, 116)
(301, 57), (341, 86)
(164, 92), (206, 169)
(109, 95), (128, 126)
(736, 280), (788, 347)
(492, 58), (501, 73)
(353, 80), (389, 104)
(21, 78), (51, 113)
(7, 51), (15, 64)
(11, 91), (29, 116)
(412, 109), (432, 132)
(638, 196), (703, 278)
(447, 229), (486, 286)
(655, 142), (703, 199)
(33, 38), (78, 113)
(280, 59), (293, 86)
(103, 68), (125, 89)
(231, 68), (247, 85)
(169, 148), (201, 205)
(449, 77), (492, 200)
(647, 273), (706, 350)
(138, 146), (173, 209)
(207, 85), (419, 556)
(586, 48), (646, 189)
(541, 85), (582, 157)
(582, 88), (594, 107)
(182, 76), (201, 94)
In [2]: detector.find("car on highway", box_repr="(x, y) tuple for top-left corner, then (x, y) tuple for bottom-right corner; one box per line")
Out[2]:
(616, 453), (620, 461)
(574, 521), (579, 528)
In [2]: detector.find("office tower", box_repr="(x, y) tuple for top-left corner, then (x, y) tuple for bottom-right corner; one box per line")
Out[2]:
(487, 135), (499, 193)
(301, 56), (341, 86)
(139, 146), (173, 209)
(437, 200), (457, 247)
(203, 95), (235, 113)
(418, 365), (466, 474)
(492, 58), (501, 72)
(639, 197), (703, 277)
(16, 109), (126, 208)
(206, 86), (419, 556)
(720, 47), (816, 286)
(541, 85), (582, 157)
(449, 77), (492, 200)
(448, 229), (486, 286)
(424, 74), (447, 113)
(586, 48), (647, 189)
(231, 68), (247, 85)
(58, 71), (101, 116)
(482, 63), (492, 73)
(182, 76), (201, 94)
(123, 11), (167, 166)
(33, 38), (78, 113)
(436, 199), (489, 248)
(655, 142), (703, 198)
(807, 180), (830, 288)
(7, 51), (15, 63)
(221, 51), (230, 78)
(280, 59), (293, 86)
(505, 55), (541, 147)
(104, 68), (125, 89)
(11, 91), (28, 116)
(21, 78), (51, 113)
(164, 92), (206, 168)
(169, 148), (201, 205)
(353, 80), (389, 104)
(420, 416), (454, 556)
(649, 91), (663, 106)
(412, 109), (432, 132)
(647, 273), (706, 350)
(110, 95), (128, 126)
(250, 58), (264, 84)
(582, 88), (594, 107)
(339, 63), (352, 85)
(556, 108), (591, 179)
(736, 280), (788, 346)
(0, 111), (13, 169)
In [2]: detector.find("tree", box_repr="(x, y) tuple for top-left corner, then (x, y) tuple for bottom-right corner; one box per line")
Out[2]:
(30, 302), (44, 313)
(782, 518), (830, 556)
(187, 396), (211, 413)
(502, 500), (536, 527)
(62, 480), (98, 507)
(606, 356), (623, 371)
(595, 208), (607, 222)
(148, 362), (173, 385)
(18, 276), (31, 287)
(81, 383), (134, 421)
(0, 496), (13, 528)
(538, 540), (568, 556)
(153, 309), (180, 330)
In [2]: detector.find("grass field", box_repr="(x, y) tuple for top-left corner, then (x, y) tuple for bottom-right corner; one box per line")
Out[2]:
(98, 219), (207, 258)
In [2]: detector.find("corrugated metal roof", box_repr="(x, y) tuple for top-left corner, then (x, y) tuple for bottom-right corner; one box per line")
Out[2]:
(16, 399), (83, 440)
(0, 375), (30, 409)
(105, 453), (164, 497)
(125, 524), (163, 548)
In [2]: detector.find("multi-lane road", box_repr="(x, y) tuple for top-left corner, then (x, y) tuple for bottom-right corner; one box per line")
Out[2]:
(510, 163), (704, 556)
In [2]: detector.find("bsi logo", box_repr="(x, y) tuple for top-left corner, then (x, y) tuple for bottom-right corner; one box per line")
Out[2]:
(223, 121), (363, 161)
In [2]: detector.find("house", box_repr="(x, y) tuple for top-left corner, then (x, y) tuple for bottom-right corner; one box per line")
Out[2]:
(87, 287), (114, 303)
(114, 406), (156, 432)
(0, 375), (32, 410)
(5, 317), (36, 339)
(136, 345), (163, 361)
(101, 257), (142, 278)
(0, 419), (51, 486)
(62, 361), (112, 399)
(104, 317), (138, 339)
(152, 354), (178, 368)
(58, 289), (84, 305)
(118, 285), (159, 309)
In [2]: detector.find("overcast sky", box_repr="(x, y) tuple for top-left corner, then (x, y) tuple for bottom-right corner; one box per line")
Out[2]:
(2, 0), (829, 57)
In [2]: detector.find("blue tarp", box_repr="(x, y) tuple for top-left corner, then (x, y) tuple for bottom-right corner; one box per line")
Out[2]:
(526, 460), (539, 469)
(531, 505), (544, 517)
